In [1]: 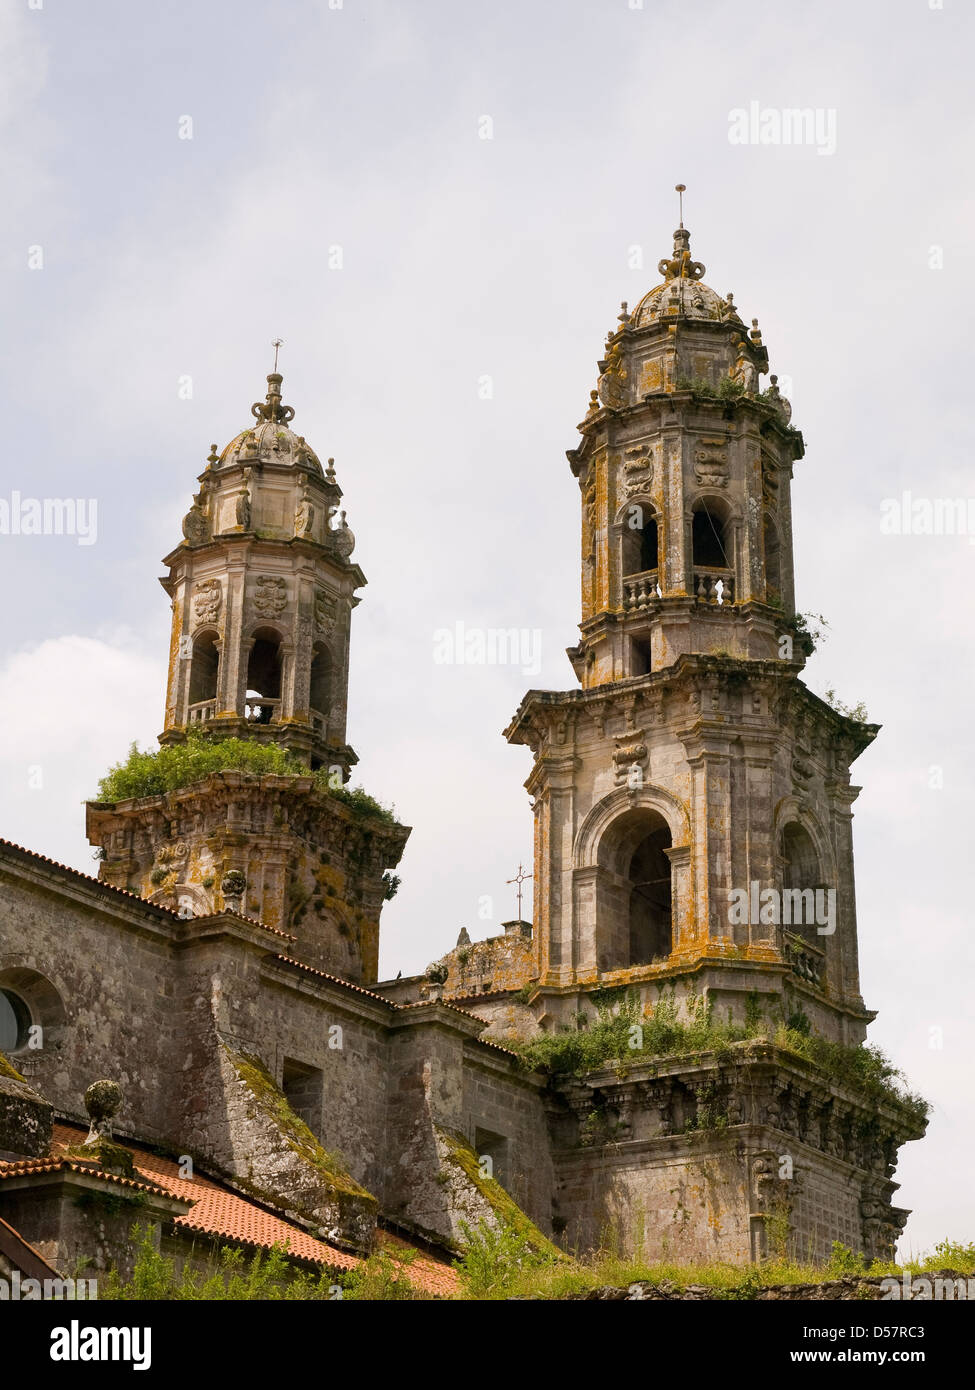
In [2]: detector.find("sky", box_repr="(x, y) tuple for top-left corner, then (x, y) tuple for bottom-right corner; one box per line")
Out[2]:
(0, 0), (972, 1257)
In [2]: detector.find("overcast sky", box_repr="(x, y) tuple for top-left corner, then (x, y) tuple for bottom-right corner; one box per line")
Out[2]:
(1, 0), (972, 1257)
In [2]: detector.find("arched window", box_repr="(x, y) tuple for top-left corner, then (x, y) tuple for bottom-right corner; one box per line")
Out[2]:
(621, 506), (659, 576)
(764, 515), (781, 600)
(595, 807), (673, 970)
(692, 502), (729, 569)
(0, 988), (31, 1052)
(246, 628), (282, 724)
(309, 643), (332, 717)
(780, 822), (823, 946)
(188, 631), (219, 706)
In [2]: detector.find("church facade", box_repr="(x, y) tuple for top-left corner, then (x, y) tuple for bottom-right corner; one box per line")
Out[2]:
(0, 215), (925, 1286)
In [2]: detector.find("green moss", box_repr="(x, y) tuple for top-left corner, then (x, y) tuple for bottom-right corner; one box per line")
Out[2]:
(226, 1046), (376, 1207)
(0, 1050), (25, 1082)
(437, 1127), (560, 1258)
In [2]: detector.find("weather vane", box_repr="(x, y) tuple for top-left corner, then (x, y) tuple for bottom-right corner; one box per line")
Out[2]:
(507, 863), (533, 922)
(271, 337), (283, 372)
(676, 183), (686, 228)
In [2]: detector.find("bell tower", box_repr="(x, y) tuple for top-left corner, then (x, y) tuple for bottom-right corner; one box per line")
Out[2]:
(161, 368), (360, 777)
(506, 203), (887, 1041)
(571, 214), (799, 689)
(88, 364), (409, 985)
(503, 198), (926, 1264)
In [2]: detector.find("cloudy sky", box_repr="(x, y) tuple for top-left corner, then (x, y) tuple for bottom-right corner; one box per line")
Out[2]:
(1, 0), (972, 1256)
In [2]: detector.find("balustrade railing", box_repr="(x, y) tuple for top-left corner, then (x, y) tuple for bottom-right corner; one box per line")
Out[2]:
(623, 569), (661, 611)
(693, 567), (734, 605)
(244, 697), (280, 725)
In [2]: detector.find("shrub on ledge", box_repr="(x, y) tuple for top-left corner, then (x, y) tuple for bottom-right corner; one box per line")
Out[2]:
(93, 731), (396, 823)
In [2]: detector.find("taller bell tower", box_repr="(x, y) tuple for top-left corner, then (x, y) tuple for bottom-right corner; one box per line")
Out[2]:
(88, 368), (409, 984)
(504, 205), (925, 1262)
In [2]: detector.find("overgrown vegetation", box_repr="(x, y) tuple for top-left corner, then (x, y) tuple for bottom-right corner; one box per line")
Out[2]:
(452, 1227), (975, 1301)
(502, 993), (928, 1124)
(822, 687), (870, 724)
(101, 1227), (340, 1300)
(94, 728), (396, 823)
(455, 1218), (558, 1299)
(675, 374), (746, 401)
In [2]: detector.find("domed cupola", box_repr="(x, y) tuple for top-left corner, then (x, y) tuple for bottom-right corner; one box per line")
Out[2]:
(216, 373), (325, 477)
(159, 357), (364, 774)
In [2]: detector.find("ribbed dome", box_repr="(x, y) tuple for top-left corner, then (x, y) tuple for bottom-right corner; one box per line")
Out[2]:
(216, 373), (324, 476)
(631, 277), (729, 326)
(629, 225), (741, 328)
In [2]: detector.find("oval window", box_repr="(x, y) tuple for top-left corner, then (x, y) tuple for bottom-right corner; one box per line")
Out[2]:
(0, 988), (31, 1052)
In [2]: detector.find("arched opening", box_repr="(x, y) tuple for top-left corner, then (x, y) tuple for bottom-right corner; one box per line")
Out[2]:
(595, 807), (673, 970)
(188, 631), (219, 708)
(780, 821), (823, 946)
(309, 643), (332, 718)
(246, 628), (282, 724)
(0, 968), (66, 1052)
(627, 824), (673, 965)
(621, 505), (659, 576)
(692, 502), (729, 569)
(764, 515), (782, 600)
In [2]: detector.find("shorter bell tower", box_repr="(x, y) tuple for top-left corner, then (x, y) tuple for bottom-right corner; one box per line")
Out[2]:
(161, 369), (360, 777)
(88, 366), (409, 985)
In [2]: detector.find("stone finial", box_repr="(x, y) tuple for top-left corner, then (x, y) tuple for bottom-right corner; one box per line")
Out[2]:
(333, 510), (355, 559)
(456, 927), (471, 947)
(83, 1080), (123, 1145)
(251, 371), (296, 425)
(221, 869), (247, 911)
(424, 960), (448, 1000)
(657, 225), (705, 283)
(750, 317), (763, 346)
(68, 1079), (134, 1177)
(206, 443), (219, 468)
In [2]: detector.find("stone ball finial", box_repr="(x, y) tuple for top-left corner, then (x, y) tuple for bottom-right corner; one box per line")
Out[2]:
(84, 1080), (123, 1143)
(425, 960), (449, 985)
(221, 869), (247, 907)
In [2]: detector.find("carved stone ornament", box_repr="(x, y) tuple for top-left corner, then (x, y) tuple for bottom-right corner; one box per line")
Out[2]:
(193, 579), (222, 624)
(623, 444), (653, 495)
(694, 440), (729, 488)
(182, 499), (209, 545)
(315, 589), (338, 634)
(254, 575), (287, 617)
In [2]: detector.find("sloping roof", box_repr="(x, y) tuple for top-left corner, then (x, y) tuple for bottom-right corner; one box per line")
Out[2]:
(14, 1123), (458, 1295)
(0, 1212), (61, 1280)
(0, 837), (294, 940)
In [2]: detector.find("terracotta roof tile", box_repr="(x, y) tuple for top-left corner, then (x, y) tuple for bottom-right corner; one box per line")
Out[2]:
(18, 1124), (459, 1295)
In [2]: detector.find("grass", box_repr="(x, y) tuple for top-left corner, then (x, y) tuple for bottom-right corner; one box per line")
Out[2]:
(452, 1234), (975, 1301)
(93, 728), (395, 823)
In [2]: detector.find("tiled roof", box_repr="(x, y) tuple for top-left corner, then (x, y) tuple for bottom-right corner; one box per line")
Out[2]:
(0, 1152), (175, 1201)
(16, 1124), (458, 1295)
(273, 954), (401, 1005)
